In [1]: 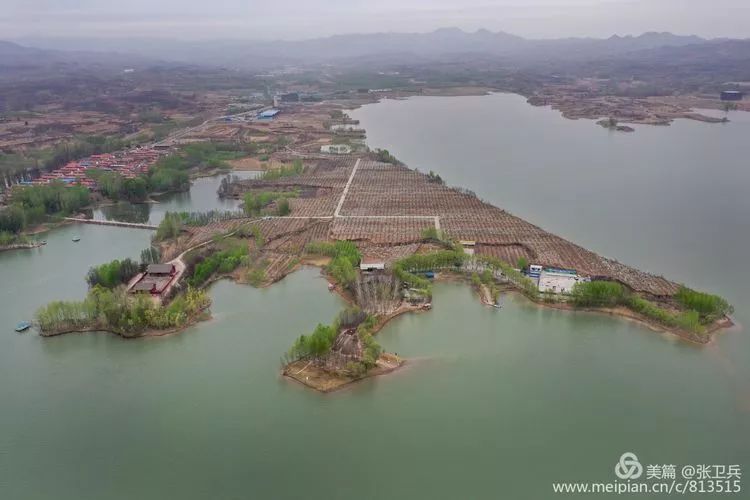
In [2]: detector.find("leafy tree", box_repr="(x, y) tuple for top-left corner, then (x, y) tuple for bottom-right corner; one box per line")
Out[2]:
(517, 257), (529, 271)
(276, 197), (290, 216)
(140, 247), (162, 266)
(154, 212), (183, 241)
(86, 259), (141, 288)
(570, 281), (626, 307)
(675, 287), (732, 320)
(0, 205), (26, 234)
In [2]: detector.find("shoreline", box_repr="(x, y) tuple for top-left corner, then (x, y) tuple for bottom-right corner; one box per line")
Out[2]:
(26, 87), (739, 394)
(33, 258), (734, 392)
(456, 271), (732, 345)
(38, 306), (212, 340)
(0, 242), (44, 252)
(282, 353), (405, 393)
(351, 87), (740, 131)
(277, 265), (732, 394)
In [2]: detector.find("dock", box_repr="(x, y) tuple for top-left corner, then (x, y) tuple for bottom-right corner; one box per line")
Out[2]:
(64, 218), (158, 230)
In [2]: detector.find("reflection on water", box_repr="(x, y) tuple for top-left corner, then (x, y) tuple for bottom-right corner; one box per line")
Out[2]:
(92, 171), (260, 225)
(98, 202), (152, 224)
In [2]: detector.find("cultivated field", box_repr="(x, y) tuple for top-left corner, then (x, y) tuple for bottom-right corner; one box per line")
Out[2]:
(174, 156), (680, 297)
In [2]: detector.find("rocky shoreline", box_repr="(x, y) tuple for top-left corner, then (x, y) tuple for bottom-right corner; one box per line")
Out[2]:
(0, 242), (44, 252)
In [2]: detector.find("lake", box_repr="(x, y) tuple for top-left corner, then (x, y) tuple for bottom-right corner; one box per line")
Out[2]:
(92, 171), (259, 225)
(0, 93), (747, 499)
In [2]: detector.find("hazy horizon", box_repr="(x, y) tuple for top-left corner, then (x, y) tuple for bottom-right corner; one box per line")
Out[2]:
(4, 0), (750, 41)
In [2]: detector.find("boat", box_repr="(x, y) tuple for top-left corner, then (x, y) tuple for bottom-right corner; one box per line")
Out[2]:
(328, 283), (335, 291)
(15, 321), (31, 332)
(39, 240), (47, 246)
(492, 301), (503, 309)
(72, 236), (81, 242)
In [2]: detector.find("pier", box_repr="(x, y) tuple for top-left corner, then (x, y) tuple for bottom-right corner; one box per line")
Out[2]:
(64, 218), (158, 230)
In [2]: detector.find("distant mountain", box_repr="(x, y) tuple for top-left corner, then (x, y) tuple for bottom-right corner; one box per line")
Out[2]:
(0, 41), (63, 65)
(13, 29), (713, 69)
(516, 32), (706, 61)
(0, 40), (157, 77)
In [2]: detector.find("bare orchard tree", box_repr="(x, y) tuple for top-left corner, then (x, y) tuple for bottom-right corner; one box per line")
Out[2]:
(355, 272), (402, 315)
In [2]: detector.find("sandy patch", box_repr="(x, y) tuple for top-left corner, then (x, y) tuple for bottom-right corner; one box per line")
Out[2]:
(228, 157), (264, 171)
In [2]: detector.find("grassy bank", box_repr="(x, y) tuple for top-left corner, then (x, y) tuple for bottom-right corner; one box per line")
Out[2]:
(569, 281), (732, 337)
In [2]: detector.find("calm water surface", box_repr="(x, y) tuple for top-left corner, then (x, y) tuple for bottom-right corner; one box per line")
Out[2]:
(93, 171), (258, 225)
(0, 95), (748, 499)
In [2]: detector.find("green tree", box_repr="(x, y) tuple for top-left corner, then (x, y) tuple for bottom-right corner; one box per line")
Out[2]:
(276, 197), (290, 216)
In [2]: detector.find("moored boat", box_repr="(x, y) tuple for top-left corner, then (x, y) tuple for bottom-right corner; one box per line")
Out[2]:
(15, 321), (31, 332)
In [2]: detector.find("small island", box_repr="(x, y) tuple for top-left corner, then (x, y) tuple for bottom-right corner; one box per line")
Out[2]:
(597, 117), (636, 133)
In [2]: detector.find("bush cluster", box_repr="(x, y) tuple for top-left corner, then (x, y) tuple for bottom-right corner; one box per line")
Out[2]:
(36, 287), (210, 337)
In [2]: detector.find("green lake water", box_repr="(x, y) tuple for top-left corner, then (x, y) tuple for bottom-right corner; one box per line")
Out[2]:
(0, 94), (748, 499)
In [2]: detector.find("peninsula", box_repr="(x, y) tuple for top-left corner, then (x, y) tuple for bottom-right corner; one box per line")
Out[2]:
(29, 102), (733, 393)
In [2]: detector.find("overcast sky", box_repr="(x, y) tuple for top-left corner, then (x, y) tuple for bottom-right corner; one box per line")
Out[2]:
(3, 0), (750, 40)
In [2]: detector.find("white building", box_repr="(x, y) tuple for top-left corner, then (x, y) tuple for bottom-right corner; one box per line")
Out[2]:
(321, 144), (352, 155)
(459, 240), (476, 255)
(538, 268), (589, 294)
(360, 259), (385, 272)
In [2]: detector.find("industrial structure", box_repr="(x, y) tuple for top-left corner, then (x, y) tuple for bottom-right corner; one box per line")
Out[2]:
(257, 109), (280, 120)
(721, 90), (744, 101)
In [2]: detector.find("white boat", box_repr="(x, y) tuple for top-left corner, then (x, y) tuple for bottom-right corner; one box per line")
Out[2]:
(15, 321), (31, 332)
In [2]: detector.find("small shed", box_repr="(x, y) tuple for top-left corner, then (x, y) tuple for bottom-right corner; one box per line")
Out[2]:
(147, 264), (175, 276)
(459, 240), (476, 255)
(132, 282), (157, 294)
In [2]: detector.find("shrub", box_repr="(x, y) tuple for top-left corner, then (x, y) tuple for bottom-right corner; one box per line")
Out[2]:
(86, 258), (141, 288)
(472, 255), (538, 298)
(243, 190), (298, 216)
(154, 212), (183, 241)
(289, 323), (338, 360)
(393, 250), (465, 291)
(625, 296), (704, 333)
(187, 245), (248, 287)
(570, 281), (626, 307)
(675, 287), (732, 320)
(258, 160), (304, 181)
(247, 267), (266, 287)
(305, 241), (362, 288)
(276, 197), (290, 216)
(36, 287), (210, 336)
